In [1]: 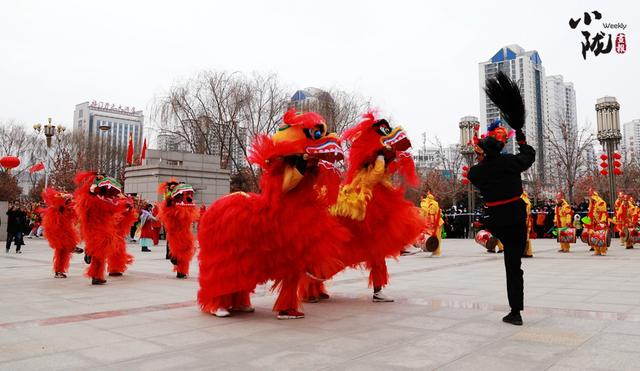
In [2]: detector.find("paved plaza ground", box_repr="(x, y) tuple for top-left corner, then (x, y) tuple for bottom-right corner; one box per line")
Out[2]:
(2, 237), (640, 370)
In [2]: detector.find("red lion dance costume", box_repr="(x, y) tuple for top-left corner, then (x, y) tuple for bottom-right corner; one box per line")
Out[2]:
(198, 109), (348, 319)
(158, 181), (199, 279)
(107, 196), (138, 276)
(74, 172), (126, 285)
(41, 188), (80, 278)
(303, 114), (424, 303)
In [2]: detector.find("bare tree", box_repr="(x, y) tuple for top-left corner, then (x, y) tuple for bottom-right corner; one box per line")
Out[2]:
(154, 71), (289, 190)
(417, 136), (466, 207)
(544, 117), (596, 202)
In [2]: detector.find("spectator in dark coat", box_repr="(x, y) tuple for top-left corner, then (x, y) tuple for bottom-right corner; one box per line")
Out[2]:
(6, 204), (27, 253)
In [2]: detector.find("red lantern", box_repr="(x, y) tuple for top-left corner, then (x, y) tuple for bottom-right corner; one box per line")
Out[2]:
(613, 153), (622, 160)
(462, 172), (468, 179)
(600, 169), (609, 176)
(462, 165), (469, 171)
(614, 160), (622, 168)
(0, 156), (20, 170)
(600, 154), (608, 161)
(600, 162), (608, 168)
(614, 168), (623, 175)
(462, 179), (470, 185)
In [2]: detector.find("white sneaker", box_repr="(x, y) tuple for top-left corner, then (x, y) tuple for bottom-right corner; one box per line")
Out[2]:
(372, 291), (394, 302)
(212, 308), (230, 317)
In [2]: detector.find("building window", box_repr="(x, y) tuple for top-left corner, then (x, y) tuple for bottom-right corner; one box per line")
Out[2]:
(79, 110), (83, 118)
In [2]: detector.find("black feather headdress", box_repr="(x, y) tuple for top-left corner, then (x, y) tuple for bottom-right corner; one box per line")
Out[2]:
(484, 71), (525, 131)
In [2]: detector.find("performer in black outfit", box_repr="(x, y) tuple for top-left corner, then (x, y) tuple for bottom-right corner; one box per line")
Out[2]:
(468, 71), (536, 326)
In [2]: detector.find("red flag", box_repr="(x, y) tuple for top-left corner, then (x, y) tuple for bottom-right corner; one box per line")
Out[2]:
(140, 138), (147, 164)
(29, 162), (44, 173)
(126, 132), (134, 165)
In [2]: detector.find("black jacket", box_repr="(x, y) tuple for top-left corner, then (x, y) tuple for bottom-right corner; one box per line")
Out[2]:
(6, 209), (27, 233)
(468, 143), (536, 228)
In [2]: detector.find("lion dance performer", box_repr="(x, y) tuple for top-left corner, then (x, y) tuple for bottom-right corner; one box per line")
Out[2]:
(74, 172), (125, 285)
(107, 196), (138, 277)
(158, 181), (199, 279)
(621, 195), (639, 249)
(198, 109), (348, 319)
(41, 188), (80, 278)
(522, 192), (534, 258)
(468, 71), (536, 326)
(420, 192), (444, 257)
(327, 113), (424, 303)
(555, 193), (575, 253)
(584, 190), (610, 256)
(615, 192), (628, 247)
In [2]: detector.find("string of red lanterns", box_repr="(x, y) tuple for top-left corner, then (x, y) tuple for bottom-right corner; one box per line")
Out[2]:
(599, 152), (623, 176)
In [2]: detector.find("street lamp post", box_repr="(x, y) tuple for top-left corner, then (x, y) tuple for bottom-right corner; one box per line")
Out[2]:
(459, 116), (480, 238)
(595, 97), (621, 208)
(98, 122), (112, 174)
(33, 118), (65, 189)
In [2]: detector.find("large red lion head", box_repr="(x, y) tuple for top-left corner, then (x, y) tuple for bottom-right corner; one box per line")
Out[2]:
(42, 187), (74, 211)
(74, 172), (123, 205)
(342, 112), (417, 185)
(249, 108), (344, 169)
(158, 179), (196, 208)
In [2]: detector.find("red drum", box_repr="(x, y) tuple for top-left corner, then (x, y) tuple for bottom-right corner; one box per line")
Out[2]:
(423, 234), (439, 252)
(475, 230), (498, 251)
(557, 227), (577, 244)
(589, 229), (611, 248)
(580, 229), (590, 244)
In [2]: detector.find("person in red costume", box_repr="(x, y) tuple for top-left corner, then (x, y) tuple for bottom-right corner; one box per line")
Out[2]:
(107, 196), (138, 276)
(74, 172), (126, 285)
(198, 109), (348, 319)
(301, 113), (424, 303)
(41, 188), (80, 278)
(157, 181), (199, 279)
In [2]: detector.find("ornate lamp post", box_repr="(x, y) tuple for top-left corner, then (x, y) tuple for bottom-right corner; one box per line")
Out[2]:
(33, 118), (65, 189)
(98, 122), (112, 174)
(459, 116), (480, 238)
(595, 97), (621, 207)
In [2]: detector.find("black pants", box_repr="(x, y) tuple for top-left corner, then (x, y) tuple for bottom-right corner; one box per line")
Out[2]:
(6, 232), (24, 251)
(491, 222), (527, 311)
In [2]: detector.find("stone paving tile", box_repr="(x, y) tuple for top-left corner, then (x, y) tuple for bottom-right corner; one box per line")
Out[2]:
(4, 238), (640, 369)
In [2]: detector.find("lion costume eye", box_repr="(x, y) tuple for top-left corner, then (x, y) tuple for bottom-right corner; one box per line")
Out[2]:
(304, 124), (326, 140)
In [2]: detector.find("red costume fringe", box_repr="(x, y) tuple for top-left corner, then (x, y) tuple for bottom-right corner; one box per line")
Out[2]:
(108, 200), (137, 274)
(73, 172), (125, 280)
(158, 202), (198, 275)
(41, 188), (80, 273)
(198, 112), (349, 314)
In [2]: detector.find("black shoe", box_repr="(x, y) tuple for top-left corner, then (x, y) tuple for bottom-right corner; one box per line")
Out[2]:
(626, 246), (634, 249)
(523, 255), (533, 258)
(84, 254), (92, 264)
(589, 247), (595, 251)
(176, 272), (187, 279)
(16, 250), (22, 254)
(74, 247), (84, 254)
(170, 257), (178, 265)
(306, 297), (319, 303)
(54, 272), (67, 278)
(319, 292), (330, 300)
(497, 250), (503, 254)
(108, 272), (123, 277)
(92, 278), (107, 285)
(141, 248), (151, 252)
(502, 312), (523, 326)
